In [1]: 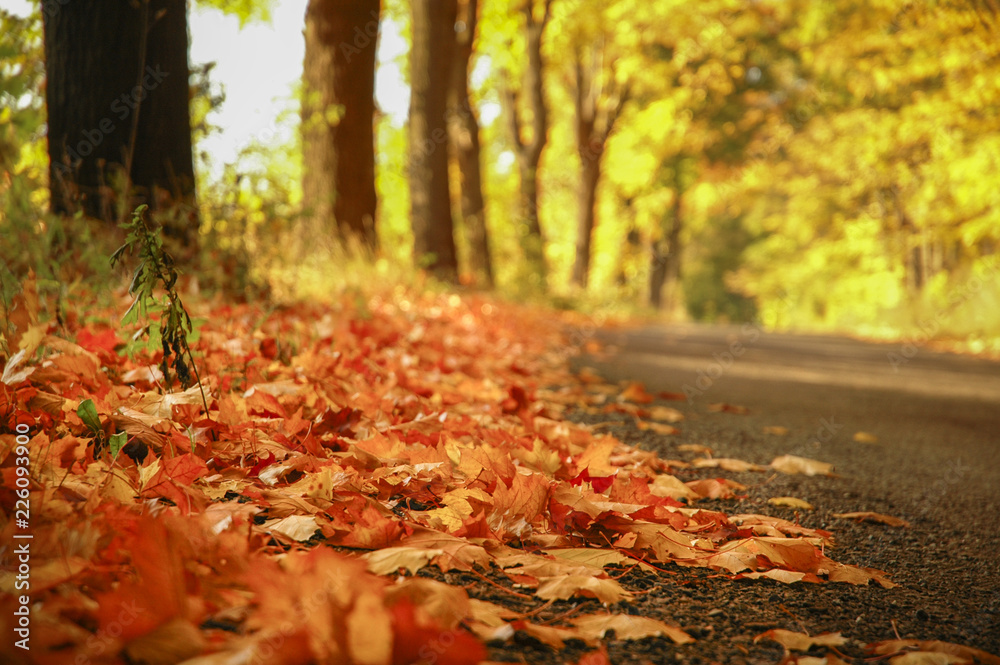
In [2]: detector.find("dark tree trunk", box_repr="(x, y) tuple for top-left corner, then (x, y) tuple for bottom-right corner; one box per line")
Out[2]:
(410, 0), (458, 281)
(888, 186), (925, 293)
(505, 0), (553, 285)
(572, 157), (601, 287)
(448, 0), (493, 288)
(43, 0), (195, 243)
(302, 0), (380, 251)
(649, 176), (684, 311)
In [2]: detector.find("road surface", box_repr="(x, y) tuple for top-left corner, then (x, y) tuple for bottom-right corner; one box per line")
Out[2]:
(570, 322), (1000, 653)
(580, 323), (1000, 518)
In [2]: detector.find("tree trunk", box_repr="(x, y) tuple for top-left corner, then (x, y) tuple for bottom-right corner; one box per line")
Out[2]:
(572, 157), (601, 287)
(43, 0), (196, 243)
(410, 0), (459, 281)
(448, 0), (493, 288)
(506, 0), (553, 285)
(570, 46), (627, 289)
(302, 0), (380, 251)
(649, 182), (684, 311)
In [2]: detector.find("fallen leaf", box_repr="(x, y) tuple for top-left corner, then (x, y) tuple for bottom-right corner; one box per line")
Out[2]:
(620, 381), (655, 404)
(763, 425), (790, 436)
(647, 405), (684, 422)
(363, 547), (446, 575)
(693, 457), (767, 472)
(708, 402), (749, 414)
(649, 473), (701, 501)
(770, 454), (836, 477)
(755, 629), (848, 651)
(832, 512), (910, 528)
(572, 613), (694, 644)
(853, 431), (880, 443)
(677, 443), (714, 455)
(533, 575), (632, 604)
(768, 496), (815, 510)
(265, 515), (321, 542)
(123, 618), (207, 665)
(889, 653), (970, 665)
(869, 640), (1000, 665)
(513, 621), (588, 648)
(686, 477), (747, 499)
(577, 367), (604, 384)
(636, 420), (680, 435)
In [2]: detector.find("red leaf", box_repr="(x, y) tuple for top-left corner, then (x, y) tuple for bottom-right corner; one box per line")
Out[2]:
(390, 600), (485, 665)
(249, 452), (276, 477)
(76, 327), (123, 359)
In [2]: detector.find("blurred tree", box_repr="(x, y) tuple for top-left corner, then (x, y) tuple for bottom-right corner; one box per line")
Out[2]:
(43, 0), (196, 245)
(569, 36), (628, 289)
(505, 0), (553, 286)
(410, 0), (459, 281)
(733, 0), (1000, 330)
(448, 0), (493, 288)
(301, 0), (380, 250)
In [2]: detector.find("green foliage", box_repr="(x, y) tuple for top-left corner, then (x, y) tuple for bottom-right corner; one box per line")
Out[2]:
(194, 0), (275, 27)
(110, 205), (208, 411)
(683, 214), (757, 323)
(0, 11), (119, 313)
(76, 398), (102, 435)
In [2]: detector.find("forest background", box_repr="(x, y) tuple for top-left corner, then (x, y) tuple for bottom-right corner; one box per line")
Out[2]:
(1, 0), (999, 349)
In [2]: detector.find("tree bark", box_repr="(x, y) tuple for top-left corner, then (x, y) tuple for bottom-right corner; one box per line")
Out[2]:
(43, 0), (195, 243)
(448, 0), (493, 288)
(410, 0), (459, 281)
(506, 0), (553, 284)
(302, 0), (380, 251)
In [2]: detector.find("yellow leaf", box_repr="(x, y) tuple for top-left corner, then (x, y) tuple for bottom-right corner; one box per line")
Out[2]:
(755, 629), (847, 651)
(534, 574), (632, 604)
(832, 512), (909, 528)
(572, 613), (694, 645)
(637, 420), (680, 435)
(648, 405), (684, 422)
(693, 457), (766, 472)
(363, 546), (445, 575)
(649, 473), (700, 501)
(770, 454), (835, 476)
(347, 591), (393, 665)
(768, 496), (815, 510)
(265, 515), (320, 542)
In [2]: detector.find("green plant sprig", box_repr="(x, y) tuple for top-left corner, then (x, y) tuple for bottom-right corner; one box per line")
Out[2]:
(111, 205), (210, 415)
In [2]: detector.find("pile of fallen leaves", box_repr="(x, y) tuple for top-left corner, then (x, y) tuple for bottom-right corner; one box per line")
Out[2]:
(0, 278), (984, 665)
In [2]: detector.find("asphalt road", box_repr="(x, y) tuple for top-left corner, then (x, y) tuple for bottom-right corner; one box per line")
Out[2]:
(582, 322), (1000, 521)
(571, 321), (1000, 653)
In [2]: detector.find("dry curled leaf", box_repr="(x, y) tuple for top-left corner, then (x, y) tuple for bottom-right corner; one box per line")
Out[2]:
(832, 512), (910, 528)
(755, 629), (848, 652)
(571, 613), (694, 645)
(768, 496), (815, 510)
